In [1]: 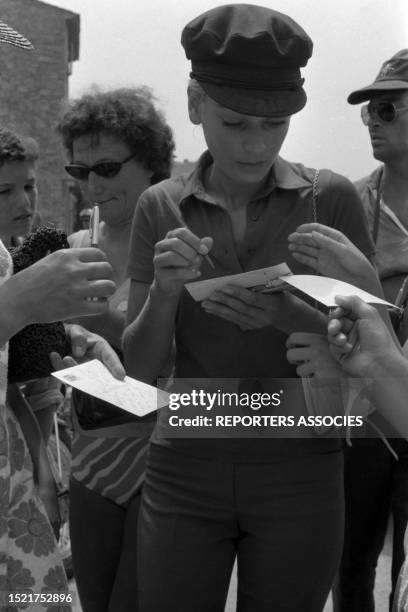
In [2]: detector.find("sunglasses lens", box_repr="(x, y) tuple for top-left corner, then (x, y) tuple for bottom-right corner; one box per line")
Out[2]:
(64, 165), (90, 181)
(377, 102), (395, 122)
(365, 102), (396, 124)
(361, 106), (370, 125)
(94, 163), (122, 178)
(65, 160), (125, 180)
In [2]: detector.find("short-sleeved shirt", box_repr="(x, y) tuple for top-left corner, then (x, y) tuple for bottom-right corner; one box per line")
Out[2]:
(128, 152), (374, 461)
(355, 166), (408, 302)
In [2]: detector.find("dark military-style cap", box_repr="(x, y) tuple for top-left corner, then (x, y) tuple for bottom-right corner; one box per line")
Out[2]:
(181, 4), (313, 117)
(348, 49), (408, 104)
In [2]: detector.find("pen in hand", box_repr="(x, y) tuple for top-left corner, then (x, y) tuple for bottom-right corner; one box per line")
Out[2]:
(89, 204), (99, 247)
(171, 205), (215, 269)
(89, 205), (100, 301)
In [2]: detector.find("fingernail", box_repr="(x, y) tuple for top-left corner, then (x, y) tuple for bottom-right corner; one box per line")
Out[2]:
(199, 243), (209, 255)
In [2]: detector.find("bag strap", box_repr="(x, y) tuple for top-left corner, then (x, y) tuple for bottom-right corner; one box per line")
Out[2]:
(372, 167), (384, 245)
(312, 169), (320, 223)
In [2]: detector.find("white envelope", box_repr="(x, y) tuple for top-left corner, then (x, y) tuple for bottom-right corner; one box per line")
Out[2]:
(282, 275), (397, 309)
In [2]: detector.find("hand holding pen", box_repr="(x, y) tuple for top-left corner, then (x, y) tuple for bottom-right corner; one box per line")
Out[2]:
(169, 205), (215, 270)
(153, 227), (214, 297)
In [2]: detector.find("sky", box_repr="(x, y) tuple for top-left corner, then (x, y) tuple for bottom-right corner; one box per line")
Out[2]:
(46, 0), (408, 180)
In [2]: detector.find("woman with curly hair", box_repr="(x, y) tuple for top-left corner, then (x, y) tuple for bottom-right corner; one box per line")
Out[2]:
(57, 86), (174, 612)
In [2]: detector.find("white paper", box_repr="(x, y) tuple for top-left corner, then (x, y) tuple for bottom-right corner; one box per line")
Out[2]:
(52, 359), (169, 417)
(185, 263), (292, 302)
(281, 275), (397, 309)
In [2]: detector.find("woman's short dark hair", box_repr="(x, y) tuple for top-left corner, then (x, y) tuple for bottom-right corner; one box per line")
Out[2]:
(0, 127), (39, 167)
(57, 86), (175, 184)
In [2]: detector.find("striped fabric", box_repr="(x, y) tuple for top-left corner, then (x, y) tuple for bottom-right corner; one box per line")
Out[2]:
(71, 433), (151, 507)
(0, 19), (33, 49)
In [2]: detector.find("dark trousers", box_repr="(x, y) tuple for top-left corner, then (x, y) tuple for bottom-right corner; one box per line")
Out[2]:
(333, 439), (408, 612)
(137, 444), (344, 612)
(69, 477), (141, 612)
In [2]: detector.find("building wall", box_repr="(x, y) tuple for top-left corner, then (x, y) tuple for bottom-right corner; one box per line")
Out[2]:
(0, 0), (79, 232)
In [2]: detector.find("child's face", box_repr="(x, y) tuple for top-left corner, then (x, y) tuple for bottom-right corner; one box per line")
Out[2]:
(0, 160), (37, 239)
(194, 95), (290, 186)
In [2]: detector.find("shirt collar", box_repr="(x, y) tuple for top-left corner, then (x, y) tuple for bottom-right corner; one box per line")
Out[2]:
(179, 151), (310, 210)
(272, 156), (311, 190)
(365, 165), (384, 193)
(179, 151), (216, 209)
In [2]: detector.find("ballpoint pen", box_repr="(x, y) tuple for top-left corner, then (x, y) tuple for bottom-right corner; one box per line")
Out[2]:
(89, 205), (99, 248)
(89, 205), (100, 301)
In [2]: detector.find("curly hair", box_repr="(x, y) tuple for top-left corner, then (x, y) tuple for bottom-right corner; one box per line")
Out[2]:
(57, 86), (175, 184)
(0, 127), (39, 166)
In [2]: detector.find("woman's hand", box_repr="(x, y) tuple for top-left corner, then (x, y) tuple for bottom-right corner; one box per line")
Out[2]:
(288, 223), (379, 292)
(202, 285), (282, 330)
(4, 247), (116, 328)
(153, 227), (213, 297)
(201, 285), (325, 333)
(286, 332), (344, 378)
(50, 323), (125, 380)
(328, 295), (403, 378)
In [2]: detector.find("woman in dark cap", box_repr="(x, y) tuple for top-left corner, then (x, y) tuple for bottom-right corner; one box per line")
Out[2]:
(124, 5), (375, 611)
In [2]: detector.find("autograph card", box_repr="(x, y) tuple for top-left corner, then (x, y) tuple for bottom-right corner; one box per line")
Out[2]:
(52, 359), (169, 416)
(185, 263), (292, 301)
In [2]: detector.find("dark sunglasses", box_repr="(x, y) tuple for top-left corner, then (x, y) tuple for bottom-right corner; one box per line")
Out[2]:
(361, 101), (408, 125)
(65, 153), (135, 181)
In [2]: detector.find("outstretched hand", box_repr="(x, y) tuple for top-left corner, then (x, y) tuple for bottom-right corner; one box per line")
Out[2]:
(288, 223), (379, 292)
(50, 323), (125, 380)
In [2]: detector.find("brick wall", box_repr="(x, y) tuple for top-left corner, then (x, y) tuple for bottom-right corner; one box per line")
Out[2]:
(0, 0), (79, 231)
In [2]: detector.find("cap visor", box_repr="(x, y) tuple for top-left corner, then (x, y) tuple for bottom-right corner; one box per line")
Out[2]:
(348, 80), (408, 104)
(0, 20), (33, 49)
(199, 81), (306, 117)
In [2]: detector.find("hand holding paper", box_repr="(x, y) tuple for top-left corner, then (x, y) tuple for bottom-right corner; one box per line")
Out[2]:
(186, 263), (397, 310)
(185, 263), (292, 302)
(52, 359), (169, 417)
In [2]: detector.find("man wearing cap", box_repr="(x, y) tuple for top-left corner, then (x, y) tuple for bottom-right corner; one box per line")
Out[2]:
(333, 50), (408, 612)
(124, 5), (374, 611)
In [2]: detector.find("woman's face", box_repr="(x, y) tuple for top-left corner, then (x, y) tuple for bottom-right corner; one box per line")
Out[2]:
(0, 159), (37, 238)
(191, 95), (290, 186)
(71, 133), (153, 227)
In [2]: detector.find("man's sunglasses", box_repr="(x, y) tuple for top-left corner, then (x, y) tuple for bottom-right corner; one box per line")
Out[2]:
(65, 153), (135, 181)
(361, 101), (408, 125)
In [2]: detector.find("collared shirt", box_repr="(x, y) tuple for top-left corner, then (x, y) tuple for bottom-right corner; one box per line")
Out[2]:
(355, 166), (408, 281)
(128, 152), (374, 461)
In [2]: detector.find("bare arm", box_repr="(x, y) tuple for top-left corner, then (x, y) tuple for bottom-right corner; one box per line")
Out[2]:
(123, 280), (178, 383)
(123, 227), (213, 383)
(0, 248), (114, 346)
